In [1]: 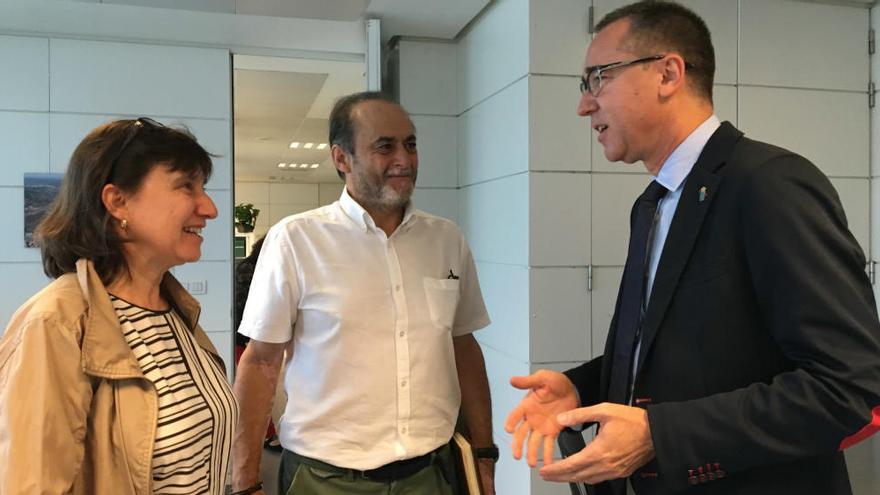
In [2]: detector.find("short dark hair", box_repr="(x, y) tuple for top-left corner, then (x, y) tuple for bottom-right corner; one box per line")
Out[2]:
(328, 91), (398, 180)
(596, 0), (715, 101)
(36, 118), (213, 284)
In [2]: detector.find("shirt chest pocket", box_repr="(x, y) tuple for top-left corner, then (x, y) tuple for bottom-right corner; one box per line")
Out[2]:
(423, 277), (460, 330)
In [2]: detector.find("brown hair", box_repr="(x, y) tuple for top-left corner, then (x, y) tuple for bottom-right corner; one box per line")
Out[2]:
(35, 118), (213, 284)
(596, 0), (715, 101)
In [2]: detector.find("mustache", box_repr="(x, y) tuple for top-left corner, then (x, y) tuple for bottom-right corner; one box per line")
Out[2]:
(384, 169), (415, 178)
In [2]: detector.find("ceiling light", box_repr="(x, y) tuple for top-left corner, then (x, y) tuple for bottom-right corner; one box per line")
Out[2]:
(316, 143), (328, 150)
(299, 164), (309, 168)
(303, 142), (314, 149)
(310, 163), (319, 168)
(277, 163), (286, 168)
(289, 142), (300, 149)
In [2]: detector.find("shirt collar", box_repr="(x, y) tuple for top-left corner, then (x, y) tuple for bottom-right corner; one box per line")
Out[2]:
(338, 187), (416, 232)
(654, 114), (721, 193)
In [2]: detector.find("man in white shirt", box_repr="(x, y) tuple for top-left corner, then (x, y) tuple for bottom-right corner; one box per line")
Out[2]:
(232, 92), (497, 495)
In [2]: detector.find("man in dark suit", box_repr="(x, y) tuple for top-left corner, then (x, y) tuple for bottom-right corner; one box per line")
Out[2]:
(504, 2), (880, 494)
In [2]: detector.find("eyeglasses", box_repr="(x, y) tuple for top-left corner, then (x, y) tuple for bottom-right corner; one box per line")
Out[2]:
(579, 54), (670, 97)
(106, 117), (165, 182)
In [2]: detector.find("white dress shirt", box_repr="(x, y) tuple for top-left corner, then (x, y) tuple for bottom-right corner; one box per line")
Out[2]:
(632, 115), (721, 382)
(239, 188), (490, 470)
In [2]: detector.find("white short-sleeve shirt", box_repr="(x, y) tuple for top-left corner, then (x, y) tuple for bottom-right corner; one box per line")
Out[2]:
(238, 188), (490, 470)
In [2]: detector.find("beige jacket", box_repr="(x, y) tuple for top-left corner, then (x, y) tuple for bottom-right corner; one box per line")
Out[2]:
(0, 259), (224, 495)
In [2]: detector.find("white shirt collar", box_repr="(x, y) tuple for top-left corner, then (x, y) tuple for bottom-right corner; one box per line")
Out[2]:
(655, 115), (721, 193)
(338, 186), (416, 233)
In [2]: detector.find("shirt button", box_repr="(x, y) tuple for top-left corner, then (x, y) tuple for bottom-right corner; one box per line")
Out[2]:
(399, 331), (405, 337)
(395, 285), (401, 292)
(401, 427), (407, 434)
(401, 380), (407, 387)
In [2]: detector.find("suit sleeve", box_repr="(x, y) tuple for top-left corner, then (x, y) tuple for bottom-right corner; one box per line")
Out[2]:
(0, 315), (93, 494)
(647, 154), (880, 489)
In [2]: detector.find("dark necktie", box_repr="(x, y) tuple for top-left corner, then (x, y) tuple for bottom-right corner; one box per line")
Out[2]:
(608, 180), (667, 404)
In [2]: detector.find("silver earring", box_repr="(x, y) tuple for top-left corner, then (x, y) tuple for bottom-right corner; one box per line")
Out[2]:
(121, 219), (128, 231)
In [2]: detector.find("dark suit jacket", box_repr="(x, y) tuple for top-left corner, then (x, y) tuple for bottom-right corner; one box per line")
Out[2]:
(565, 122), (880, 494)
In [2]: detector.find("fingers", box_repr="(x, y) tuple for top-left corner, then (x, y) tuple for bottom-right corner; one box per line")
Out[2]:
(509, 373), (542, 390)
(526, 428), (543, 467)
(504, 403), (524, 434)
(511, 418), (530, 460)
(539, 449), (588, 481)
(557, 404), (604, 428)
(543, 435), (555, 467)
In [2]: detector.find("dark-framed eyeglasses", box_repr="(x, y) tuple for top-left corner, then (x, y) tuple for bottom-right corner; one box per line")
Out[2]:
(106, 117), (166, 181)
(579, 54), (675, 97)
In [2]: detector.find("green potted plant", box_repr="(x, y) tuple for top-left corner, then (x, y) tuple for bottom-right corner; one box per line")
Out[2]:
(234, 203), (260, 233)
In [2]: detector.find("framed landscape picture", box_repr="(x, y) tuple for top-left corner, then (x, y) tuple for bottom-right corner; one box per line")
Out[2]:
(24, 173), (63, 248)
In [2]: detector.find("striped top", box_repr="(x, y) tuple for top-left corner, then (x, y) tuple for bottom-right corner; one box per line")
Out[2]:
(111, 295), (237, 495)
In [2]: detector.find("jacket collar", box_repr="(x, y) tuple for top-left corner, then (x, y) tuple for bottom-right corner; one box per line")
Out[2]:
(76, 259), (214, 379)
(636, 122), (744, 374)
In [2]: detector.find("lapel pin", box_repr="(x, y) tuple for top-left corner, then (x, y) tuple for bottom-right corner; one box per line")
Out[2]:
(698, 186), (708, 202)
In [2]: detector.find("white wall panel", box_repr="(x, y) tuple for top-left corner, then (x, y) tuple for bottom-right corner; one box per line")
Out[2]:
(714, 84), (737, 126)
(0, 112), (49, 186)
(591, 173), (651, 266)
(829, 178), (869, 259)
(529, 267), (590, 363)
(318, 182), (344, 205)
(595, 0), (737, 85)
(528, 0), (589, 76)
(171, 260), (231, 333)
(200, 189), (232, 262)
(0, 36), (48, 111)
(49, 113), (111, 172)
(591, 266), (623, 360)
(739, 0), (867, 91)
(474, 261), (529, 362)
(268, 182), (319, 205)
(50, 39), (230, 119)
(459, 78), (529, 185)
(530, 173), (589, 266)
(739, 87), (868, 178)
(459, 174), (529, 266)
(235, 182), (269, 204)
(0, 263), (53, 335)
(268, 203), (316, 226)
(181, 118), (232, 190)
(412, 115), (458, 187)
(398, 41), (457, 116)
(529, 75), (589, 172)
(457, 0), (529, 112)
(0, 188), (42, 263)
(480, 344), (531, 495)
(413, 188), (458, 223)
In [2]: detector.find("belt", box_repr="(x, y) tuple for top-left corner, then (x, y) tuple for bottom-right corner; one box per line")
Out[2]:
(287, 447), (441, 483)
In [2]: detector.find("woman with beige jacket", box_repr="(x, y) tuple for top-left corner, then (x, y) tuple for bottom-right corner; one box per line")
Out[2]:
(0, 118), (238, 494)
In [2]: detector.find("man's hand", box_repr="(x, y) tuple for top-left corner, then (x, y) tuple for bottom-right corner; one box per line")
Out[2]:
(504, 370), (579, 467)
(539, 403), (655, 484)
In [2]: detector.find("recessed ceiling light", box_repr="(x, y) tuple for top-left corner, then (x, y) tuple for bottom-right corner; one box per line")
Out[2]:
(310, 163), (319, 168)
(303, 142), (314, 149)
(277, 163), (286, 168)
(289, 142), (300, 149)
(299, 164), (309, 168)
(316, 143), (328, 150)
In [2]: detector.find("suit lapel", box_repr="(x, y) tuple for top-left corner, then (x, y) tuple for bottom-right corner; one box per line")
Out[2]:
(635, 123), (742, 375)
